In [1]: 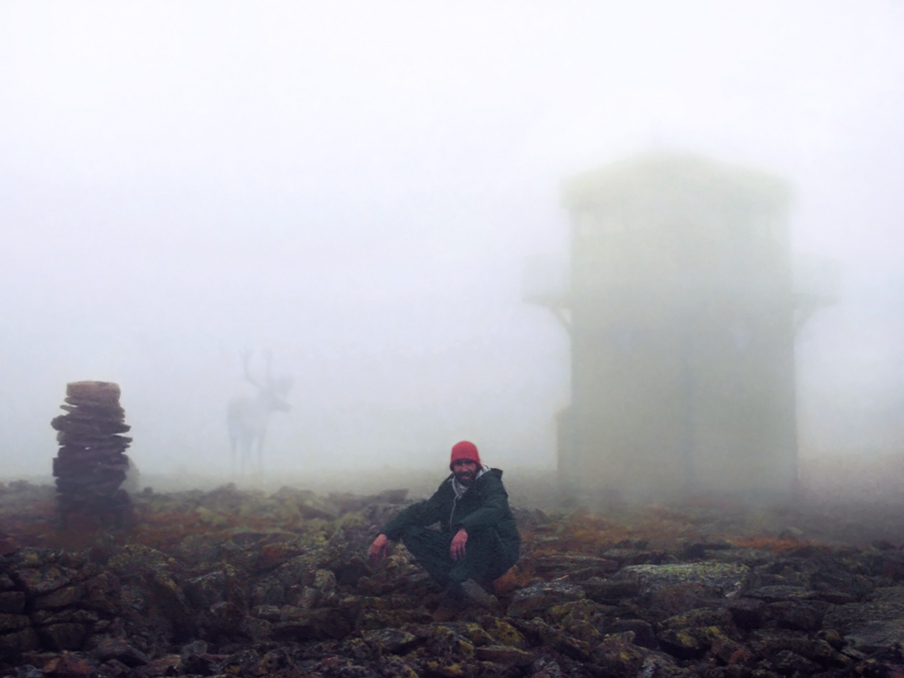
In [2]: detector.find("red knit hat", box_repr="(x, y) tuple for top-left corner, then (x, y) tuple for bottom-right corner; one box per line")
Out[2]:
(450, 441), (481, 470)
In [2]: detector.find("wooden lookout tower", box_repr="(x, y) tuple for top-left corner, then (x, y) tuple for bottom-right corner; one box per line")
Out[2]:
(536, 153), (806, 501)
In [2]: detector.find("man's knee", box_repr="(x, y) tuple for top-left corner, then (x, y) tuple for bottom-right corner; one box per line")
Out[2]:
(486, 548), (519, 583)
(400, 526), (449, 558)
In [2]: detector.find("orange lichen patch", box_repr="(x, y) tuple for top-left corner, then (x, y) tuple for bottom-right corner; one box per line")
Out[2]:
(529, 510), (631, 556)
(728, 646), (753, 667)
(127, 501), (302, 551)
(493, 563), (535, 595)
(39, 652), (95, 677)
(603, 504), (708, 549)
(255, 541), (305, 569)
(630, 505), (697, 532)
(0, 500), (58, 549)
(130, 510), (208, 545)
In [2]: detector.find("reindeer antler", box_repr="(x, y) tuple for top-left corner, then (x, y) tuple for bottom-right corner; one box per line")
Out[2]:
(262, 349), (274, 384)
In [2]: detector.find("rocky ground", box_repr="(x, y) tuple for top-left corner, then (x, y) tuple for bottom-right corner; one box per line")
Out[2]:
(2, 477), (904, 677)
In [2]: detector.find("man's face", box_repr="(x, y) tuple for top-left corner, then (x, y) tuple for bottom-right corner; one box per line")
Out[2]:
(452, 459), (479, 486)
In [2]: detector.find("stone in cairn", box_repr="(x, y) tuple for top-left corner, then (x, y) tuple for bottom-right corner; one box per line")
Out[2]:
(51, 381), (134, 528)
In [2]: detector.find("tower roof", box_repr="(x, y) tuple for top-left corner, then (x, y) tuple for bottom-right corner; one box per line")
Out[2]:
(561, 152), (792, 214)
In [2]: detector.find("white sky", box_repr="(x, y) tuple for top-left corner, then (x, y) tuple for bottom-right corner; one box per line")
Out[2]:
(1, 1), (902, 477)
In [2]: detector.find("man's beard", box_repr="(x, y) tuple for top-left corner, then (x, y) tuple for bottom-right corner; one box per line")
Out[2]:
(454, 470), (475, 486)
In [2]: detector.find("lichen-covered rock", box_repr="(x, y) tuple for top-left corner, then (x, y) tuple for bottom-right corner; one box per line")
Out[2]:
(606, 618), (657, 649)
(204, 601), (245, 638)
(529, 657), (565, 678)
(824, 585), (904, 630)
(0, 591), (25, 614)
(762, 599), (828, 631)
(481, 618), (527, 648)
(744, 584), (818, 601)
(823, 585), (904, 655)
(36, 622), (87, 651)
(0, 627), (38, 658)
(32, 584), (85, 610)
(270, 608), (352, 641)
(506, 581), (585, 618)
(771, 648), (822, 674)
(427, 629), (474, 660)
(374, 656), (419, 677)
(80, 572), (122, 616)
(747, 628), (850, 668)
(249, 544), (331, 607)
(92, 636), (150, 667)
(146, 570), (195, 641)
(10, 564), (74, 598)
(0, 614), (30, 634)
(590, 632), (649, 677)
(660, 606), (738, 635)
(657, 623), (734, 660)
(474, 644), (535, 666)
(29, 608), (98, 628)
(582, 576), (640, 603)
(532, 553), (619, 580)
(185, 564), (247, 611)
(723, 596), (765, 630)
(362, 627), (419, 654)
(132, 653), (181, 677)
(618, 562), (749, 599)
(6, 480), (904, 675)
(357, 608), (433, 630)
(107, 545), (177, 575)
(36, 651), (97, 677)
(524, 618), (592, 662)
(545, 599), (610, 645)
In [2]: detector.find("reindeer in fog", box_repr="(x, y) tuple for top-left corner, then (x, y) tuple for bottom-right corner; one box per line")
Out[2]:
(226, 349), (293, 475)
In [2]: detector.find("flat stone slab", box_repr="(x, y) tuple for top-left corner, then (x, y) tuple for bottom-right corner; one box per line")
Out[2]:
(616, 562), (749, 598)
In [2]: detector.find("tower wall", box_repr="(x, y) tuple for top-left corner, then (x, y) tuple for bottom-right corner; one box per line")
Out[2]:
(559, 154), (797, 500)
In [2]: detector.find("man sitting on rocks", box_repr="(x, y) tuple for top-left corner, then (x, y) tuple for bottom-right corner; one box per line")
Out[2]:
(368, 441), (521, 620)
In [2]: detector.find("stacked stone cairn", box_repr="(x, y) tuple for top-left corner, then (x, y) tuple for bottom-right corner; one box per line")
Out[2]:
(50, 381), (134, 529)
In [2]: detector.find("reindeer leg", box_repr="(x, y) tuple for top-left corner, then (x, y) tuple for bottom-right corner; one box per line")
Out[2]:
(256, 433), (265, 476)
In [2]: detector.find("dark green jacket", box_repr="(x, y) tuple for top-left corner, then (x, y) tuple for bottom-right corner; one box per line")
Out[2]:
(380, 468), (520, 548)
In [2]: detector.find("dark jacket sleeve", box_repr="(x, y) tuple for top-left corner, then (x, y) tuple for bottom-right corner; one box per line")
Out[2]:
(379, 482), (448, 541)
(452, 472), (511, 533)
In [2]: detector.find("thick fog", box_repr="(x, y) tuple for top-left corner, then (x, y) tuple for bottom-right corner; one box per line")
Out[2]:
(1, 2), (902, 484)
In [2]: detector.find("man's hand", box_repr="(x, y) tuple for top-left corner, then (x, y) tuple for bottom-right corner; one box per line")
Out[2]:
(369, 534), (390, 564)
(450, 527), (468, 561)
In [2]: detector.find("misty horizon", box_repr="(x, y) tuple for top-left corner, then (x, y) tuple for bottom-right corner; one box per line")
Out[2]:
(1, 2), (902, 483)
